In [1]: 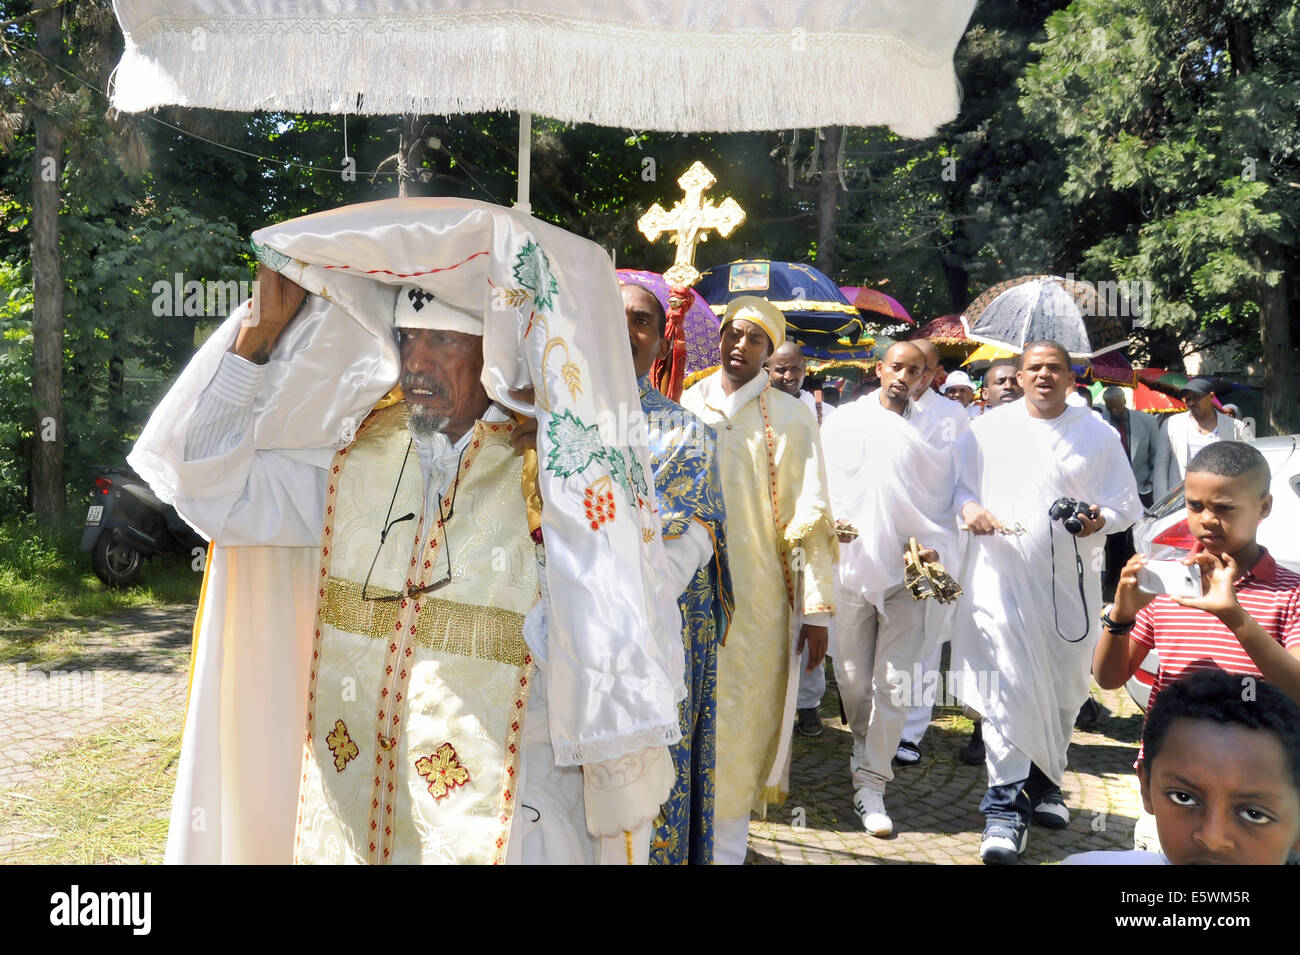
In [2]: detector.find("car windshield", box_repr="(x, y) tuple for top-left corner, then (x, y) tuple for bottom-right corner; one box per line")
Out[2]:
(1146, 483), (1186, 519)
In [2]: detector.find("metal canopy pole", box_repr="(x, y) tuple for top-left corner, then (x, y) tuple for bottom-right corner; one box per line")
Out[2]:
(515, 111), (532, 214)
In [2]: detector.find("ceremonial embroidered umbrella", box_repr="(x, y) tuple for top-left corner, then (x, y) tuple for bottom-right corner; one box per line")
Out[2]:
(910, 313), (967, 344)
(110, 1), (977, 138)
(616, 269), (720, 378)
(1136, 367), (1190, 397)
(696, 260), (865, 347)
(1085, 381), (1183, 414)
(961, 342), (1016, 368)
(1133, 382), (1185, 414)
(907, 313), (973, 359)
(960, 275), (1129, 360)
(1086, 349), (1136, 386)
(839, 286), (915, 327)
(964, 342), (1136, 386)
(802, 339), (882, 380)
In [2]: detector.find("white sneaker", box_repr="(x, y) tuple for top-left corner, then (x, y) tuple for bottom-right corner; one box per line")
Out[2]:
(853, 787), (893, 837)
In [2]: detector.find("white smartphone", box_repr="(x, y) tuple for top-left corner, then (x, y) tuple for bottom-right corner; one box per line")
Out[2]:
(1137, 559), (1202, 598)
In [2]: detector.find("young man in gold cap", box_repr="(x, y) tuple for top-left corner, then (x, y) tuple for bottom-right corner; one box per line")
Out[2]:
(681, 296), (838, 864)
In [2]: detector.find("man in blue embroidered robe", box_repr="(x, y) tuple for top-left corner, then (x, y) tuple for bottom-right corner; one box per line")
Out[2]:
(622, 282), (732, 865)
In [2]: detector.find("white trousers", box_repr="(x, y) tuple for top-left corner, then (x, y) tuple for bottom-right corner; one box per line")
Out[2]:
(713, 815), (751, 865)
(901, 640), (943, 744)
(830, 583), (926, 792)
(797, 644), (827, 709)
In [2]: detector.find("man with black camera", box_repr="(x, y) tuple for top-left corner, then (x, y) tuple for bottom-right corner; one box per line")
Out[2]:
(949, 341), (1142, 864)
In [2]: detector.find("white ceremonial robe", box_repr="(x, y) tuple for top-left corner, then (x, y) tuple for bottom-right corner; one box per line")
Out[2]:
(915, 387), (970, 446)
(901, 390), (969, 745)
(821, 395), (956, 789)
(949, 399), (1141, 783)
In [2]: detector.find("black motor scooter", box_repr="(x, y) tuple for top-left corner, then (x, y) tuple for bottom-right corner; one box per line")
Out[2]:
(81, 465), (206, 587)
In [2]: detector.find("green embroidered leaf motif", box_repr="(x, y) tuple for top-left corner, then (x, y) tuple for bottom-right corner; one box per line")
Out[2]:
(511, 239), (559, 312)
(545, 410), (604, 478)
(605, 447), (631, 500)
(627, 452), (649, 498)
(250, 239), (291, 272)
(602, 446), (650, 502)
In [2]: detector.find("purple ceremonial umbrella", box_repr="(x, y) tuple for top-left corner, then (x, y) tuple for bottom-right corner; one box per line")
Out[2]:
(616, 269), (721, 377)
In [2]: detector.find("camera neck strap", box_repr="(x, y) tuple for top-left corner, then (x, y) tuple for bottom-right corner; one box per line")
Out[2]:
(1049, 525), (1090, 644)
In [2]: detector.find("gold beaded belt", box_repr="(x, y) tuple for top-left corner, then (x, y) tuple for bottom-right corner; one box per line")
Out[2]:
(319, 576), (531, 668)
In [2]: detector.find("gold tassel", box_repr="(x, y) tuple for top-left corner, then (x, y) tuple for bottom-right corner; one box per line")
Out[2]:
(515, 412), (544, 539)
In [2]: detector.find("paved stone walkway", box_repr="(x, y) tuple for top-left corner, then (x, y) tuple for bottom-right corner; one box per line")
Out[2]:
(0, 607), (194, 859)
(1, 611), (1144, 864)
(750, 667), (1144, 864)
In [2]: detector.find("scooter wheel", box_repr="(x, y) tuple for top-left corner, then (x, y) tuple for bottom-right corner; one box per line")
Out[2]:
(92, 533), (144, 588)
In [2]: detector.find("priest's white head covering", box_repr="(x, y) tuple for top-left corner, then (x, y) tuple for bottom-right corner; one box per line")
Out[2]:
(394, 284), (484, 335)
(721, 295), (786, 350)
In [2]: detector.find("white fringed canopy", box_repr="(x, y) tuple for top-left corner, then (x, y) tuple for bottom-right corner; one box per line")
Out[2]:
(109, 0), (975, 137)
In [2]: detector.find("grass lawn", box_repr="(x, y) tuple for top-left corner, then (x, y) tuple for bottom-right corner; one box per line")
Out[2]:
(0, 516), (200, 656)
(0, 713), (182, 864)
(0, 515), (196, 863)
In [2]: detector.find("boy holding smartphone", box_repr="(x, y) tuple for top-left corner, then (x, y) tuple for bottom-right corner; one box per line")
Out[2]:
(1092, 441), (1300, 848)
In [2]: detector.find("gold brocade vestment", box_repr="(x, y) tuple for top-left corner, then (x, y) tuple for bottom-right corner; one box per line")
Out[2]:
(681, 374), (837, 819)
(294, 404), (538, 864)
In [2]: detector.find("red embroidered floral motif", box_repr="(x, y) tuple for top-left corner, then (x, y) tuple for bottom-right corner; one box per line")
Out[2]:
(583, 476), (616, 531)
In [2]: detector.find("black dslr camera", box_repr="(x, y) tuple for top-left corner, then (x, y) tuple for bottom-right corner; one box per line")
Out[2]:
(1048, 497), (1096, 535)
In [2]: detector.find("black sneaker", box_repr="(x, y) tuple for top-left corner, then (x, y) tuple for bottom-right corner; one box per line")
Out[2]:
(796, 707), (823, 737)
(958, 722), (985, 765)
(1031, 791), (1070, 829)
(980, 819), (1028, 865)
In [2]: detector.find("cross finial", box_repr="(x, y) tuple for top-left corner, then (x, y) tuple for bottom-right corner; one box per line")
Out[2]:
(637, 161), (746, 288)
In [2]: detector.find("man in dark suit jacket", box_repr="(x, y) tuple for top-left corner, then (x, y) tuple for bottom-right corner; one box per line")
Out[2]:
(1100, 387), (1160, 590)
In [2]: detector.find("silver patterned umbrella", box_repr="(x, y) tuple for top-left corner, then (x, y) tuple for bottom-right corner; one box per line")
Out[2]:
(960, 275), (1130, 360)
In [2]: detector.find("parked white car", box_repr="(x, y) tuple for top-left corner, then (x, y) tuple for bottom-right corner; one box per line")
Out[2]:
(1125, 435), (1299, 711)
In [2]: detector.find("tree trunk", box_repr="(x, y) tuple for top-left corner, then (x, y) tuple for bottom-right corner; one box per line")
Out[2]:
(396, 114), (431, 198)
(940, 247), (971, 314)
(1227, 18), (1296, 435)
(814, 126), (843, 278)
(1257, 237), (1297, 436)
(30, 5), (65, 520)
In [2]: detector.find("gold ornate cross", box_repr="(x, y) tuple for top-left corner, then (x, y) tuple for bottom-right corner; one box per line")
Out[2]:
(638, 161), (746, 288)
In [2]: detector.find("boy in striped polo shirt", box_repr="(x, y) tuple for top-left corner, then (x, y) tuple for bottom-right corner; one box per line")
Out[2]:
(1093, 441), (1300, 849)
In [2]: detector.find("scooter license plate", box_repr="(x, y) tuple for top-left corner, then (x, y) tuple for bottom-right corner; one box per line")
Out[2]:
(85, 505), (104, 527)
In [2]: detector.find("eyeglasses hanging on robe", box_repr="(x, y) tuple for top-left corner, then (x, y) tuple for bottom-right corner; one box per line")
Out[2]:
(361, 439), (466, 602)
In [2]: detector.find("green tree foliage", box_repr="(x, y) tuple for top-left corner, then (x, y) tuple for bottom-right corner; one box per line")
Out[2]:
(0, 0), (249, 512)
(3, 0), (1300, 520)
(1020, 0), (1300, 428)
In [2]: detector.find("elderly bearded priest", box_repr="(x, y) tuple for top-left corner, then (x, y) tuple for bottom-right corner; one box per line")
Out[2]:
(135, 201), (684, 865)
